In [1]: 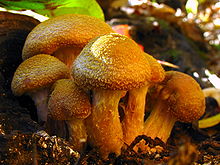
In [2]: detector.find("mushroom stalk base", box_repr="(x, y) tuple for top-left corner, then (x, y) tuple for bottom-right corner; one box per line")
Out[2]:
(122, 85), (149, 145)
(45, 118), (68, 139)
(86, 89), (124, 159)
(29, 88), (50, 123)
(143, 100), (176, 143)
(67, 119), (87, 153)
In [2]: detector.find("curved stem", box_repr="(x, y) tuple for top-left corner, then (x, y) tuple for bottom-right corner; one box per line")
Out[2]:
(67, 119), (87, 153)
(144, 100), (176, 142)
(86, 89), (124, 159)
(122, 85), (149, 145)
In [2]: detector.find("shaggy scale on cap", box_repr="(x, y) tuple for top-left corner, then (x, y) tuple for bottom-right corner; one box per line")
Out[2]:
(22, 14), (114, 60)
(72, 33), (151, 90)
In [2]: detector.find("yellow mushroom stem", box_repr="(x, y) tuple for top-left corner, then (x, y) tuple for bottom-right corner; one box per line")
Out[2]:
(122, 53), (165, 146)
(122, 85), (150, 145)
(86, 89), (124, 159)
(66, 119), (88, 152)
(29, 87), (50, 124)
(53, 46), (81, 69)
(143, 99), (177, 142)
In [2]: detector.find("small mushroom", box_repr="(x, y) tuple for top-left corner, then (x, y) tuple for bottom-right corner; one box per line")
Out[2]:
(122, 53), (165, 145)
(72, 33), (151, 158)
(143, 71), (205, 143)
(11, 54), (69, 123)
(48, 79), (91, 152)
(22, 14), (114, 68)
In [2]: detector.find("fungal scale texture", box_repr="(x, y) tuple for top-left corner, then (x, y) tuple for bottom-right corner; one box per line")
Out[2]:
(22, 14), (114, 60)
(72, 33), (151, 90)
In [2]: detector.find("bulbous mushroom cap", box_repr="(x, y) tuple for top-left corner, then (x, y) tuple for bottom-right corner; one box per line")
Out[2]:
(11, 54), (69, 96)
(48, 79), (91, 120)
(160, 71), (205, 123)
(22, 14), (114, 60)
(144, 53), (165, 83)
(72, 33), (151, 90)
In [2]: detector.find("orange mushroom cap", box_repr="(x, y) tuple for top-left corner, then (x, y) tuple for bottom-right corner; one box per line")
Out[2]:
(144, 53), (165, 83)
(48, 79), (91, 121)
(160, 71), (205, 122)
(11, 54), (69, 96)
(22, 14), (114, 60)
(72, 33), (151, 90)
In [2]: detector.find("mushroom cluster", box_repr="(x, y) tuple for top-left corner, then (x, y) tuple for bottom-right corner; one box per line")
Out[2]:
(11, 14), (205, 159)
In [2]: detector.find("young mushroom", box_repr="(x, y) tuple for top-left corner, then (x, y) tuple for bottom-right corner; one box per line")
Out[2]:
(72, 33), (151, 159)
(122, 53), (165, 146)
(142, 71), (205, 143)
(11, 54), (69, 123)
(48, 79), (91, 152)
(22, 14), (114, 68)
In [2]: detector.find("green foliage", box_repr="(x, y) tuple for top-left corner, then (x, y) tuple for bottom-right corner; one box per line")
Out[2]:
(0, 0), (104, 20)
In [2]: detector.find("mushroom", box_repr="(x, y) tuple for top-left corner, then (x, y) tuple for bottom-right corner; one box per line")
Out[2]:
(143, 71), (205, 143)
(72, 33), (151, 158)
(48, 79), (91, 152)
(11, 54), (69, 123)
(22, 14), (114, 68)
(122, 53), (165, 145)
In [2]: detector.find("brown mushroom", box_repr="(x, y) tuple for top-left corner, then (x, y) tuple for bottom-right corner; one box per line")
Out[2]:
(11, 54), (69, 123)
(72, 33), (151, 159)
(48, 79), (91, 152)
(122, 53), (165, 145)
(22, 14), (114, 68)
(142, 71), (205, 143)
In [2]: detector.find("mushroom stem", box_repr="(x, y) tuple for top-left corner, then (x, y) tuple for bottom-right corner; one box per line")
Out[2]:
(86, 89), (124, 159)
(122, 85), (150, 145)
(53, 47), (81, 69)
(29, 87), (50, 123)
(143, 100), (176, 142)
(66, 119), (88, 153)
(45, 117), (68, 138)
